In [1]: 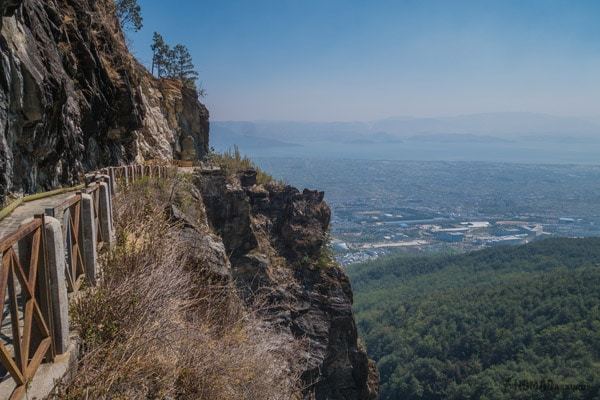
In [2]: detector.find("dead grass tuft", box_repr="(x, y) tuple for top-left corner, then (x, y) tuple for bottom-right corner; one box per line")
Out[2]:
(209, 145), (284, 186)
(57, 177), (300, 399)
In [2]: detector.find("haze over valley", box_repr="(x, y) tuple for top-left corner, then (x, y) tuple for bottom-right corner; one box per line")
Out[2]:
(212, 112), (600, 164)
(2, 0), (599, 398)
(144, 1), (600, 398)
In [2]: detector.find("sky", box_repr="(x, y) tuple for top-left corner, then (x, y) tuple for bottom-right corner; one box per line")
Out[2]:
(130, 0), (600, 122)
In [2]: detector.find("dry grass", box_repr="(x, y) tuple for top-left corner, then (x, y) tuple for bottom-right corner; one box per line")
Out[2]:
(209, 146), (283, 186)
(57, 177), (301, 399)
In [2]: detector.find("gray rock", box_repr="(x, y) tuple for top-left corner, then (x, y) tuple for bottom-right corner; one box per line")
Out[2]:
(0, 0), (209, 203)
(195, 172), (379, 400)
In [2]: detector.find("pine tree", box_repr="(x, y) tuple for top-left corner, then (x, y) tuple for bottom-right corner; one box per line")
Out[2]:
(150, 35), (202, 94)
(172, 44), (199, 85)
(151, 32), (169, 77)
(164, 47), (177, 78)
(115, 0), (143, 32)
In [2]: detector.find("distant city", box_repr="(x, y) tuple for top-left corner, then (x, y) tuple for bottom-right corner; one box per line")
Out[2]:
(251, 158), (600, 266)
(330, 206), (589, 266)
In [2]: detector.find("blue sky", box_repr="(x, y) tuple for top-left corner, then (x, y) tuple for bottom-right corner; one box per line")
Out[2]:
(131, 0), (600, 121)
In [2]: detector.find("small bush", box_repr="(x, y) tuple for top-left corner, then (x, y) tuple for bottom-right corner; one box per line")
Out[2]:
(317, 243), (335, 270)
(311, 233), (335, 270)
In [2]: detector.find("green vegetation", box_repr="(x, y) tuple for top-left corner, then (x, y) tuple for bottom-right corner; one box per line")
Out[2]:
(209, 146), (282, 186)
(296, 232), (335, 270)
(316, 236), (335, 269)
(151, 32), (168, 77)
(151, 32), (203, 94)
(115, 0), (143, 32)
(348, 238), (600, 399)
(172, 44), (200, 83)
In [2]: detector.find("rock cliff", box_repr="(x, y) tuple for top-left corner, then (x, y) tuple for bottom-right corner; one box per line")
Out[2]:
(0, 0), (378, 398)
(0, 0), (209, 202)
(196, 169), (379, 399)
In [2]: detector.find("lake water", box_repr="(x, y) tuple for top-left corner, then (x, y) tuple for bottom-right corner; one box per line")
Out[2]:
(217, 139), (600, 165)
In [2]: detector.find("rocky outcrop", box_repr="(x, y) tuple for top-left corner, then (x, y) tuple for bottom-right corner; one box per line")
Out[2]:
(0, 0), (20, 26)
(136, 77), (209, 162)
(0, 0), (209, 202)
(196, 168), (379, 400)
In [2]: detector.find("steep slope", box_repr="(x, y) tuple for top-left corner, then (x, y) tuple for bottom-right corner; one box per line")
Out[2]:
(197, 168), (379, 399)
(65, 171), (378, 399)
(0, 0), (208, 202)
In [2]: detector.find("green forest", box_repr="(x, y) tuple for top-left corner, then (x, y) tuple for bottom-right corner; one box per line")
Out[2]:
(348, 238), (600, 399)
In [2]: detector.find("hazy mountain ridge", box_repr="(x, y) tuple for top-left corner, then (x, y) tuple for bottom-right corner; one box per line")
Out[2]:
(210, 124), (301, 149)
(405, 133), (514, 143)
(214, 113), (600, 146)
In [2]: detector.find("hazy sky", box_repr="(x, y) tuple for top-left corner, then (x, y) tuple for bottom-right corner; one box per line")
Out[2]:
(131, 0), (600, 121)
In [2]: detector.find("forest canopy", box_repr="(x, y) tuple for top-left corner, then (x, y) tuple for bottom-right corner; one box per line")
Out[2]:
(348, 238), (600, 400)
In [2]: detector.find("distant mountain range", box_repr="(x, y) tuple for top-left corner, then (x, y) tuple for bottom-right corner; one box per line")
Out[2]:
(370, 112), (600, 138)
(210, 123), (300, 150)
(212, 113), (600, 149)
(406, 133), (514, 143)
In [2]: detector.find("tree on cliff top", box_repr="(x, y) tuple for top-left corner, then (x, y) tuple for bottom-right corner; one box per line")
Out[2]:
(151, 32), (169, 77)
(115, 0), (143, 32)
(151, 34), (204, 95)
(172, 44), (200, 85)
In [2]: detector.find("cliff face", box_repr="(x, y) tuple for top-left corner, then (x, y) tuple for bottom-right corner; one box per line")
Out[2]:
(197, 169), (379, 399)
(0, 1), (378, 397)
(0, 0), (208, 202)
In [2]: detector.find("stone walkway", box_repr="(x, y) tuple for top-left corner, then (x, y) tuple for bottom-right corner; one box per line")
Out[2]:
(0, 191), (80, 374)
(0, 192), (77, 240)
(0, 165), (160, 399)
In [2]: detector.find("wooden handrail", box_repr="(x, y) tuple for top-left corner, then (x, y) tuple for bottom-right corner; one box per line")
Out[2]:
(0, 163), (178, 399)
(0, 215), (54, 399)
(0, 163), (181, 222)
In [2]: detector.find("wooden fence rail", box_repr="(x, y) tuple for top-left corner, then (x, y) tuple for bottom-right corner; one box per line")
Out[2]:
(85, 184), (105, 251)
(0, 216), (54, 400)
(46, 195), (86, 294)
(0, 163), (178, 399)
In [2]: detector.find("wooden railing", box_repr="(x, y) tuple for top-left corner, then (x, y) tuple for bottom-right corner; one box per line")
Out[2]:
(0, 215), (54, 400)
(0, 162), (178, 399)
(86, 184), (104, 250)
(173, 160), (195, 168)
(46, 194), (86, 293)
